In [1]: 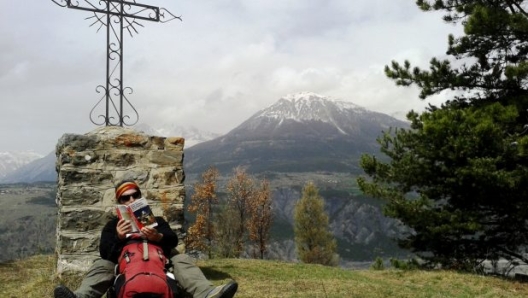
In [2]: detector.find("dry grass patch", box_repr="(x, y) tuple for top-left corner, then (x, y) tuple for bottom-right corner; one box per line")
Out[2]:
(3, 255), (528, 298)
(198, 258), (528, 298)
(0, 255), (57, 297)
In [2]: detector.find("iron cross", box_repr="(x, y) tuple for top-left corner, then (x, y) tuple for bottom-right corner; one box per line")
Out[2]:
(52, 0), (181, 126)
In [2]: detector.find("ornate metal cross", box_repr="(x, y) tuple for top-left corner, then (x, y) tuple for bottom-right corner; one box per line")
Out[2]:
(52, 0), (180, 126)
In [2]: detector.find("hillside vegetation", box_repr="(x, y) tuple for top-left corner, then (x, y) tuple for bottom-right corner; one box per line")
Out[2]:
(0, 177), (404, 267)
(0, 183), (56, 262)
(3, 254), (528, 298)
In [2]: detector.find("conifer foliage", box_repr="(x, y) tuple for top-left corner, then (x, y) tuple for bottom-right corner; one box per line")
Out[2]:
(359, 0), (528, 269)
(294, 182), (338, 266)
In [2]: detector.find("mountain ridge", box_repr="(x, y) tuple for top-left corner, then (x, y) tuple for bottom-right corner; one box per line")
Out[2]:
(184, 92), (409, 175)
(1, 92), (409, 182)
(0, 151), (44, 180)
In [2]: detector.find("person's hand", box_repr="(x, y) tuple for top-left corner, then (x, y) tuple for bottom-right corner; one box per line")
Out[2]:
(117, 219), (133, 240)
(141, 226), (163, 242)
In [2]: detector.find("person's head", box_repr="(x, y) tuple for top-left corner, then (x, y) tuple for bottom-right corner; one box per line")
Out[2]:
(115, 180), (142, 205)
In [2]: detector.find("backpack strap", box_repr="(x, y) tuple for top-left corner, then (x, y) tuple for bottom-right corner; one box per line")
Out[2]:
(142, 239), (149, 261)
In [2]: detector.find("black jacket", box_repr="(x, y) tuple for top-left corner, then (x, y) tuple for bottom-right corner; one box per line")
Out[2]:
(99, 216), (179, 263)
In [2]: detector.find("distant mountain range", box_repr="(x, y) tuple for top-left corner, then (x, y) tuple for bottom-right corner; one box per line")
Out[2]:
(185, 92), (408, 175)
(0, 92), (408, 183)
(0, 151), (44, 180)
(0, 152), (56, 184)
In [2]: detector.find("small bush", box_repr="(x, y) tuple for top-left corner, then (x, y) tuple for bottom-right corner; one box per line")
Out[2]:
(390, 258), (420, 270)
(371, 257), (385, 270)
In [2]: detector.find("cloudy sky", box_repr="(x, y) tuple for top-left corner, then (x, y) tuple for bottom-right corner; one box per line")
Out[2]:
(1, 0), (462, 155)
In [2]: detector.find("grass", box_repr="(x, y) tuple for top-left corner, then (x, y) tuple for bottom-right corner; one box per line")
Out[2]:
(3, 254), (528, 298)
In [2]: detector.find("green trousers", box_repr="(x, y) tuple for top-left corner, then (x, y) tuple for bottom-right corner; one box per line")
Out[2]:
(75, 254), (214, 298)
(74, 259), (114, 298)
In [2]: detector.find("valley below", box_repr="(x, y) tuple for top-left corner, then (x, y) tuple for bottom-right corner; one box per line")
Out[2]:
(0, 182), (56, 262)
(185, 171), (411, 266)
(0, 173), (410, 267)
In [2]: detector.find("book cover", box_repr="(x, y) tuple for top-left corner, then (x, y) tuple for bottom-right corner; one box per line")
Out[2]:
(116, 197), (157, 236)
(128, 197), (158, 229)
(116, 205), (140, 236)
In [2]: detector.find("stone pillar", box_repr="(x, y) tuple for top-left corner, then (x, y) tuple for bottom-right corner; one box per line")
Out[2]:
(55, 126), (185, 274)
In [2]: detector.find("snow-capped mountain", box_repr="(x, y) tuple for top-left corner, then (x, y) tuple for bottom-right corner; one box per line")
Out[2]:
(238, 92), (404, 134)
(0, 151), (56, 183)
(0, 151), (44, 179)
(257, 92), (366, 123)
(1, 92), (409, 183)
(135, 123), (221, 148)
(185, 92), (409, 174)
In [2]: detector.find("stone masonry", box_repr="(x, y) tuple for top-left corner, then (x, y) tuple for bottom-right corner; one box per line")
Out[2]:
(55, 126), (185, 274)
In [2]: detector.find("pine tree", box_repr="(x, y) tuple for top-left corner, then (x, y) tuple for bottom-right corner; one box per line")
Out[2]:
(294, 182), (338, 266)
(186, 166), (219, 258)
(359, 0), (528, 269)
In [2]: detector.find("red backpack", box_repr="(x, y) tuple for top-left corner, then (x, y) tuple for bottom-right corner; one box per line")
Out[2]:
(114, 240), (175, 298)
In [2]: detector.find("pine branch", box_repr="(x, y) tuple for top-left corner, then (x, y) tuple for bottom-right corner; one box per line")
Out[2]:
(506, 0), (528, 18)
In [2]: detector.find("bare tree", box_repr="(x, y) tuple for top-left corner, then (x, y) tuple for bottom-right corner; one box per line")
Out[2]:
(214, 205), (240, 258)
(225, 167), (255, 257)
(186, 166), (219, 258)
(247, 179), (273, 259)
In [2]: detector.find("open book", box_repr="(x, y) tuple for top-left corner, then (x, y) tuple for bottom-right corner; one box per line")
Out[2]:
(116, 197), (158, 236)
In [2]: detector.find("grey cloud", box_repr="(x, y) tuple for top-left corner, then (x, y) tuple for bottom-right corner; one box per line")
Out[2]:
(0, 0), (460, 154)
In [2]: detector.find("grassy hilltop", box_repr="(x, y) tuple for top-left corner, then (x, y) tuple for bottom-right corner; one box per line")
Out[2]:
(2, 184), (528, 297)
(3, 254), (528, 298)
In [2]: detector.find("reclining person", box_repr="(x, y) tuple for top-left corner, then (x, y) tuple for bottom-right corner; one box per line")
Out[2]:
(54, 180), (238, 298)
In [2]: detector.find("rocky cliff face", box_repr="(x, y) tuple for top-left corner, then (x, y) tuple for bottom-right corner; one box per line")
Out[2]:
(267, 184), (409, 262)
